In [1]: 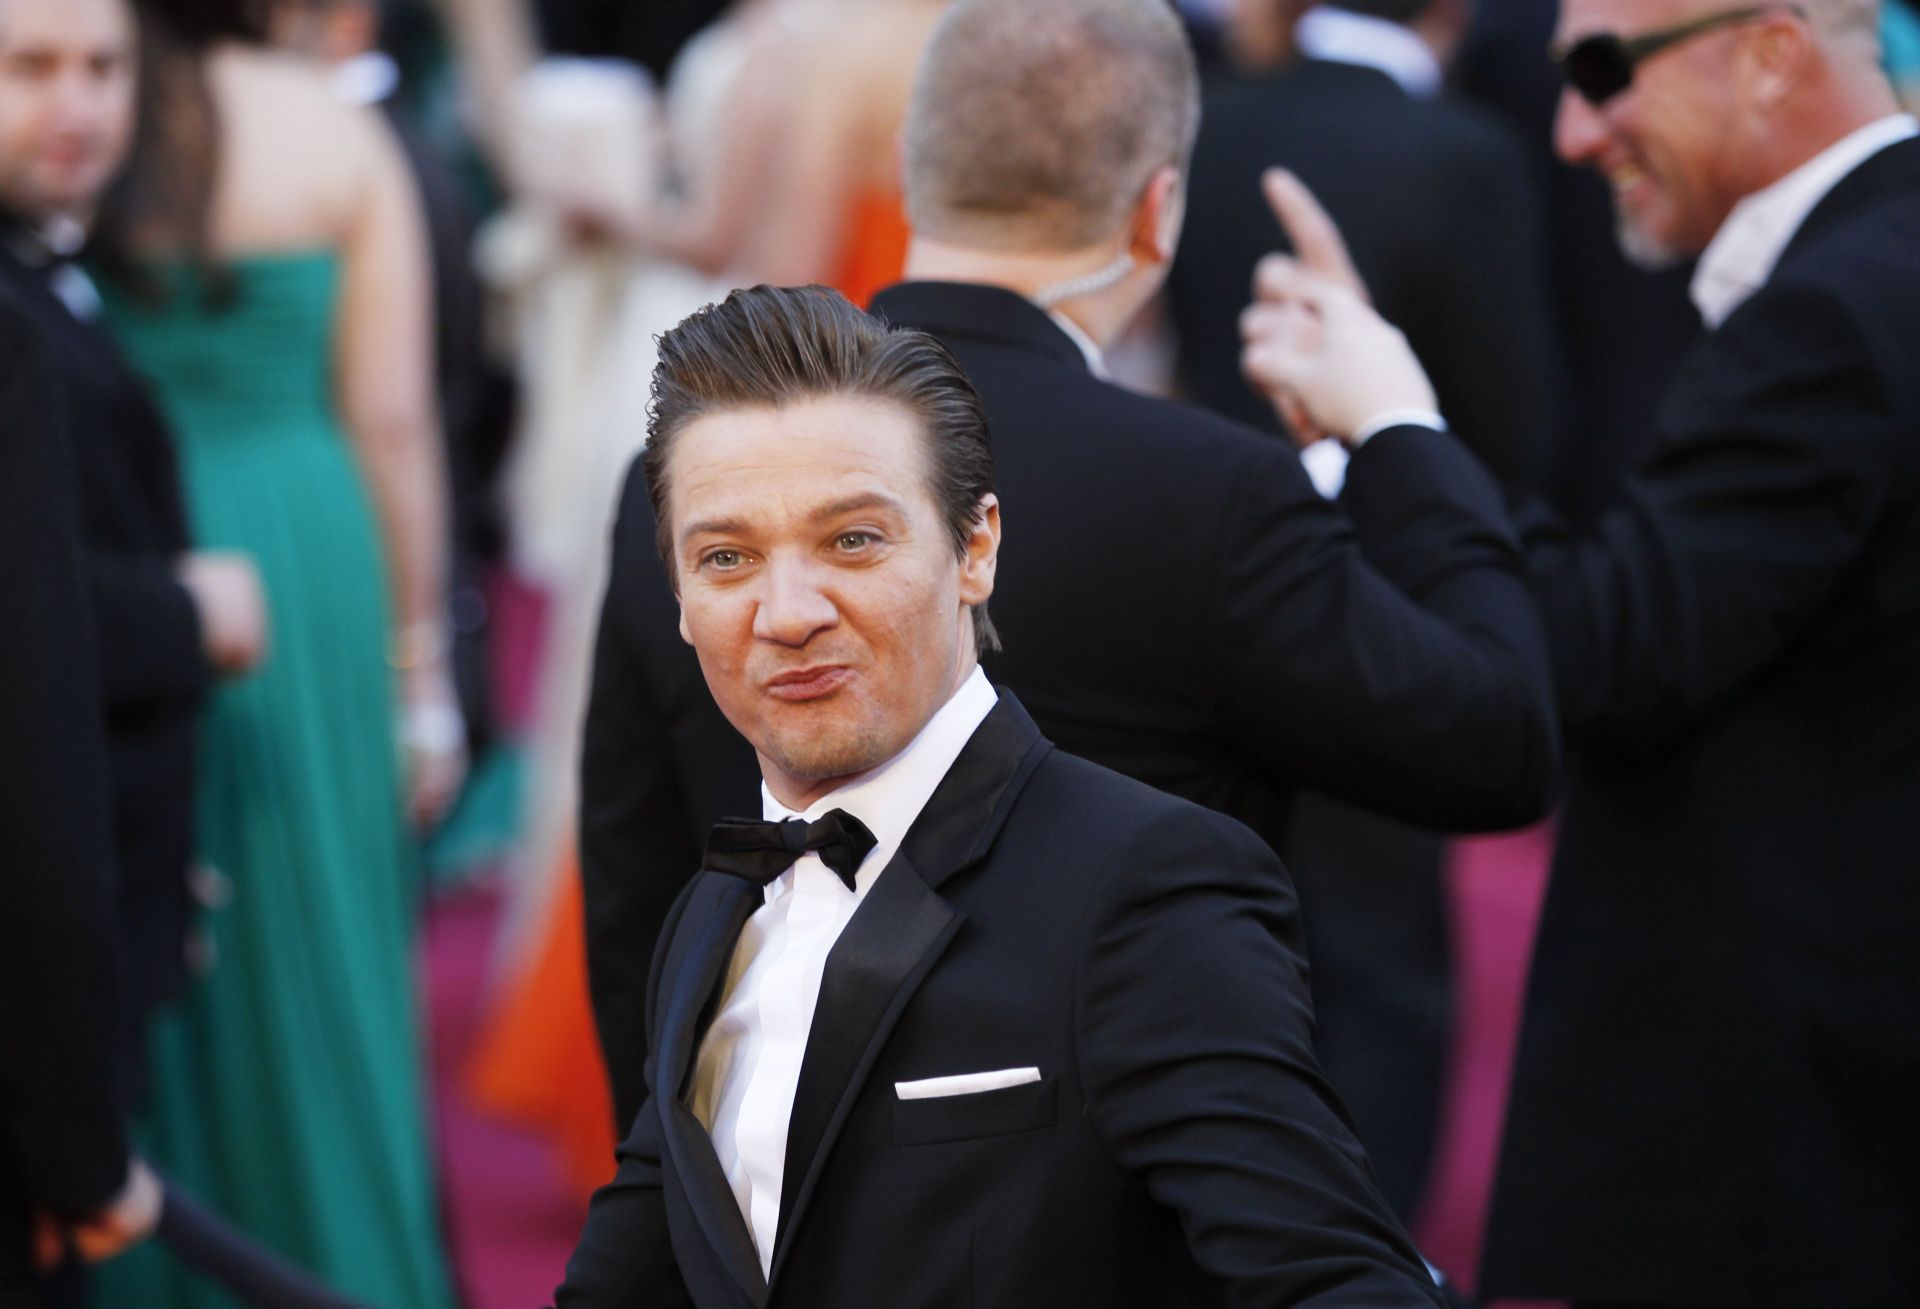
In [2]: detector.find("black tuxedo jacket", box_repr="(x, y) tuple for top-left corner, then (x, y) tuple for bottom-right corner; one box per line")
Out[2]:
(0, 235), (205, 1051)
(1482, 136), (1920, 1306)
(0, 288), (128, 1295)
(1168, 59), (1564, 489)
(558, 695), (1445, 1308)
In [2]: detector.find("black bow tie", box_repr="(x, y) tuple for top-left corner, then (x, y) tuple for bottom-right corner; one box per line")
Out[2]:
(703, 809), (879, 892)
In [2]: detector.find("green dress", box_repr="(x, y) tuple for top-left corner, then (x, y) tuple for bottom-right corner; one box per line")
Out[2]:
(91, 253), (456, 1309)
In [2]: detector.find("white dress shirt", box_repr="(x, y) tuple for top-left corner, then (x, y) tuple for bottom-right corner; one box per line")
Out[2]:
(686, 666), (1000, 1275)
(1691, 114), (1918, 328)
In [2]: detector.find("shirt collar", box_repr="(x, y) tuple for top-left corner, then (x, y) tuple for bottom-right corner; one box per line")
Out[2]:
(1295, 6), (1443, 99)
(761, 665), (999, 883)
(3, 211), (86, 268)
(1045, 308), (1108, 377)
(1691, 113), (1919, 328)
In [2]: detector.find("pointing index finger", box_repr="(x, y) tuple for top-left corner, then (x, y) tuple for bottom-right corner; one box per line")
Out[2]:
(1262, 167), (1369, 303)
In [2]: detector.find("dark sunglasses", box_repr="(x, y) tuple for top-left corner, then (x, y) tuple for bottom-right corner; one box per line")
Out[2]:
(1553, 4), (1800, 106)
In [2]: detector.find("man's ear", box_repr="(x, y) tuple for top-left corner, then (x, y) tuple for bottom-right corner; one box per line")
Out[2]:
(1745, 12), (1813, 112)
(1128, 165), (1186, 268)
(958, 494), (1001, 608)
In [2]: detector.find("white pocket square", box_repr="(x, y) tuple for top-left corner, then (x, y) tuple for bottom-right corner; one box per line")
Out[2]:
(894, 1067), (1042, 1100)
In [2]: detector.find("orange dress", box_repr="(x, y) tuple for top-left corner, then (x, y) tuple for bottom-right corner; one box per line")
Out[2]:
(830, 188), (911, 309)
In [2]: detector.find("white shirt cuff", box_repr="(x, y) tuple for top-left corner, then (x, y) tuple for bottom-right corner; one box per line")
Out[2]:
(1349, 408), (1447, 448)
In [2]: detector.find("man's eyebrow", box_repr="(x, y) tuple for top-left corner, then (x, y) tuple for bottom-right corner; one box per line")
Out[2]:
(814, 492), (909, 521)
(679, 516), (748, 546)
(677, 493), (910, 548)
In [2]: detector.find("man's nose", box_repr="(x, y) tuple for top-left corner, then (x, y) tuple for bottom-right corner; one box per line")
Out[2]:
(752, 556), (839, 646)
(49, 73), (104, 125)
(1553, 86), (1609, 166)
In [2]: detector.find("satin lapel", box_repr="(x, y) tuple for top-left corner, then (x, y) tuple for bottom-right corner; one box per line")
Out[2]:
(766, 695), (1053, 1285)
(654, 872), (770, 1307)
(768, 851), (962, 1282)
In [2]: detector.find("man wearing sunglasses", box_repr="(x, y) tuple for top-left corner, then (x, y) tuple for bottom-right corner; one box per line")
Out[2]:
(1238, 0), (1920, 1305)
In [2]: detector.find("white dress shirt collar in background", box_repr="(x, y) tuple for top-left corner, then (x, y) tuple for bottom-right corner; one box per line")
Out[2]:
(1691, 114), (1918, 328)
(690, 666), (998, 1275)
(1296, 5), (1444, 100)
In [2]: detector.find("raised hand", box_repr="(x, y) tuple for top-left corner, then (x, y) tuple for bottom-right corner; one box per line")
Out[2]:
(1240, 260), (1436, 443)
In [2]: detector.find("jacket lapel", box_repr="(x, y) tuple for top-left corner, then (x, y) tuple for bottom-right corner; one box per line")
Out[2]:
(766, 696), (1054, 1285)
(654, 872), (771, 1307)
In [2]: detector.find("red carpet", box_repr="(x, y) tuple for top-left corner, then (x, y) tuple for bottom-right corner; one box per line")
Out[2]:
(427, 885), (588, 1309)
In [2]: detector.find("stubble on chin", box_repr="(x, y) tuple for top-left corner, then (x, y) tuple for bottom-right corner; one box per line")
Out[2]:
(1614, 209), (1686, 271)
(761, 719), (892, 787)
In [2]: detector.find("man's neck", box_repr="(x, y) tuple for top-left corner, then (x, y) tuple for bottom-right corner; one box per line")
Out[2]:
(903, 236), (1144, 352)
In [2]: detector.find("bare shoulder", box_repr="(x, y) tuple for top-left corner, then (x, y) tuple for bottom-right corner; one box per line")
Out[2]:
(206, 46), (397, 252)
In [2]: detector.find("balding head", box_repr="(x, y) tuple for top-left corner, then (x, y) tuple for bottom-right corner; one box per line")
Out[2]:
(904, 0), (1199, 253)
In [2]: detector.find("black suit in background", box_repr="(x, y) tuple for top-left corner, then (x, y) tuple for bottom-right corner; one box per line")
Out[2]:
(1169, 58), (1564, 489)
(0, 230), (206, 1101)
(560, 696), (1447, 1309)
(0, 287), (129, 1306)
(1481, 138), (1920, 1307)
(1165, 58), (1570, 1213)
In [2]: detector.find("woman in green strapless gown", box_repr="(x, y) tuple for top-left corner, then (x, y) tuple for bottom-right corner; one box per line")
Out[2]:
(91, 255), (457, 1309)
(85, 4), (464, 1306)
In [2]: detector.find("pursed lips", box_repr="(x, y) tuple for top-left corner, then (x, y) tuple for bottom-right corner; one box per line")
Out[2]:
(763, 665), (855, 702)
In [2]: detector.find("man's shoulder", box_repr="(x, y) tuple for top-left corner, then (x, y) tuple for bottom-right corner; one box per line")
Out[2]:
(1016, 741), (1275, 865)
(961, 336), (1301, 477)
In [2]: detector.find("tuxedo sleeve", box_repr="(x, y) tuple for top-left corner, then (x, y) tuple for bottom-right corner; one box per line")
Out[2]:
(0, 303), (131, 1216)
(1075, 807), (1444, 1307)
(1214, 427), (1559, 830)
(1519, 276), (1904, 759)
(87, 551), (209, 714)
(581, 461), (708, 1130)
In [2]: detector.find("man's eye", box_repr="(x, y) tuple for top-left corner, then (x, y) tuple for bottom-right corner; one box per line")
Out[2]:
(5, 53), (57, 79)
(835, 532), (875, 552)
(701, 549), (746, 571)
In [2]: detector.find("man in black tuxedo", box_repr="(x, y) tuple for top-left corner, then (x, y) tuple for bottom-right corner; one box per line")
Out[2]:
(556, 282), (1445, 1308)
(582, 0), (1562, 1155)
(0, 285), (162, 1306)
(1243, 0), (1920, 1299)
(0, 0), (265, 1100)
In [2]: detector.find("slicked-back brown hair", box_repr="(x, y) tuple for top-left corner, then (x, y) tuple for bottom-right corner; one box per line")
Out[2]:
(904, 0), (1199, 252)
(645, 284), (1001, 654)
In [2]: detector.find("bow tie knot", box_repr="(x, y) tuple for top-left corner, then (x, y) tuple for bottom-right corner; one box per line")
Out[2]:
(704, 809), (879, 892)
